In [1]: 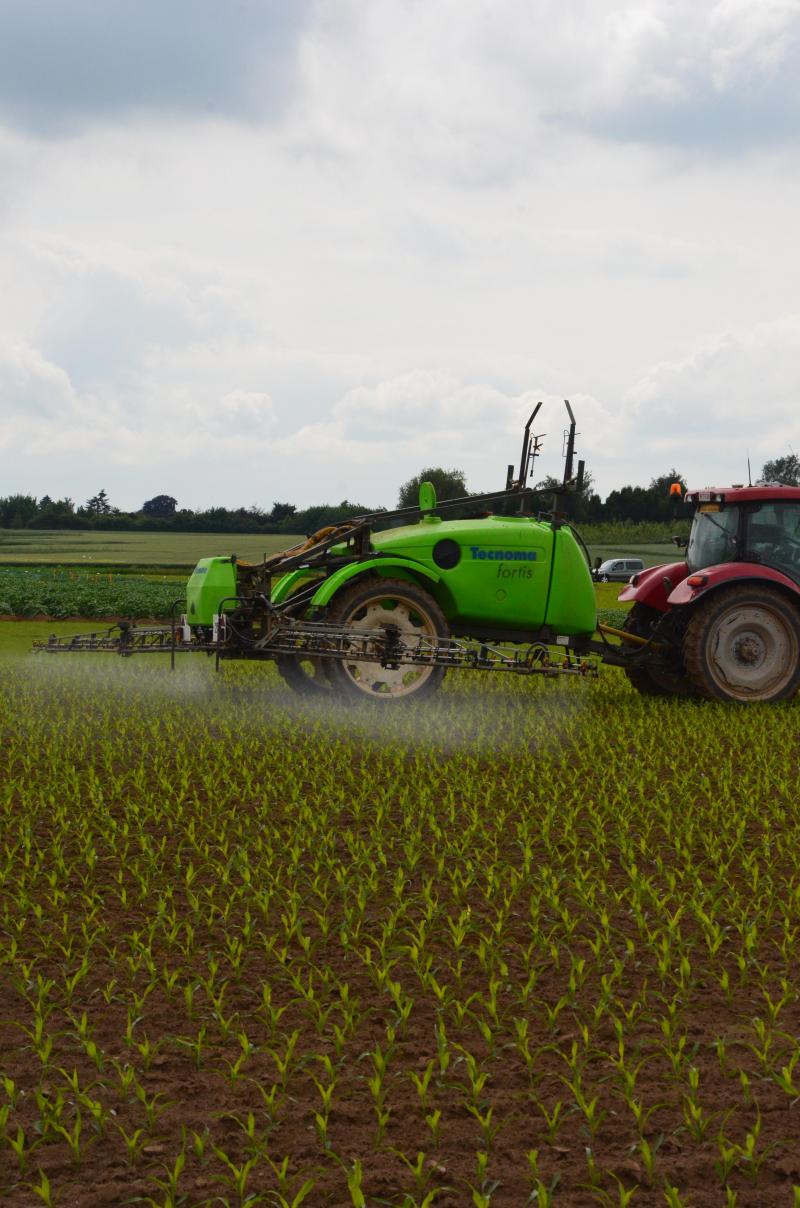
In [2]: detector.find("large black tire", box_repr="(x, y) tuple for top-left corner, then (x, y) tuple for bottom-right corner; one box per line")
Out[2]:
(622, 604), (695, 697)
(325, 577), (448, 703)
(275, 651), (329, 697)
(275, 606), (330, 697)
(683, 586), (800, 702)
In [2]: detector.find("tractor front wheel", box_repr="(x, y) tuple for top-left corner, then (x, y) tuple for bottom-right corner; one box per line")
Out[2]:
(622, 604), (694, 697)
(683, 586), (800, 702)
(325, 577), (448, 702)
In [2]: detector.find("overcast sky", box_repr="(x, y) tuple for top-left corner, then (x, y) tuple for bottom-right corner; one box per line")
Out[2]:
(1, 0), (800, 511)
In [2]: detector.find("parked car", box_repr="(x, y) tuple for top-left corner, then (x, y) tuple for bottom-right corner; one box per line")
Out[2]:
(592, 557), (645, 583)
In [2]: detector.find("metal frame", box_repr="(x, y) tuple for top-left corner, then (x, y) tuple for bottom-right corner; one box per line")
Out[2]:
(35, 615), (598, 679)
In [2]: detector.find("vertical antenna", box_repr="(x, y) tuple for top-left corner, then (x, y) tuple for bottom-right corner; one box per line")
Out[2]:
(747, 455), (752, 487)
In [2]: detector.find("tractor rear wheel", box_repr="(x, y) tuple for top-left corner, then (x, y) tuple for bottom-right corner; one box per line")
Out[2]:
(325, 577), (448, 702)
(683, 586), (800, 702)
(622, 604), (694, 697)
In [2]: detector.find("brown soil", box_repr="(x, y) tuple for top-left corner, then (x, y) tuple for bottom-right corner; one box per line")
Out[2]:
(2, 674), (800, 1206)
(3, 855), (799, 1206)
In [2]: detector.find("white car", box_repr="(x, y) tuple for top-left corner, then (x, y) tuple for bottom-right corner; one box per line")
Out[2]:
(592, 557), (645, 583)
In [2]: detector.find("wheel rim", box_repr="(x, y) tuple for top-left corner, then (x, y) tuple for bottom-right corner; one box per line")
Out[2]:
(706, 603), (799, 700)
(340, 594), (439, 697)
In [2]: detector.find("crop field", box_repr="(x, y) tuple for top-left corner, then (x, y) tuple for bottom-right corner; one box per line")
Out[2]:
(0, 530), (682, 573)
(0, 572), (631, 628)
(2, 625), (800, 1207)
(0, 531), (301, 569)
(0, 569), (183, 620)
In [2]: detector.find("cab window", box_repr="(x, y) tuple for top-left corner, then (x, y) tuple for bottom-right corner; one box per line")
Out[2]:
(687, 506), (739, 571)
(745, 502), (800, 581)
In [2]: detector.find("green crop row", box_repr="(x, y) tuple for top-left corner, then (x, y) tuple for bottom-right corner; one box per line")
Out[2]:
(2, 647), (800, 1205)
(0, 568), (181, 619)
(0, 567), (629, 630)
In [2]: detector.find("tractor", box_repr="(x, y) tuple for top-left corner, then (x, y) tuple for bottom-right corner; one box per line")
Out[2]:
(614, 484), (800, 702)
(35, 404), (800, 704)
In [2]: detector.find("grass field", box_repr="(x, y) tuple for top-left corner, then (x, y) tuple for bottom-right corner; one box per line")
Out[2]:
(0, 529), (683, 572)
(2, 623), (799, 1206)
(0, 530), (302, 568)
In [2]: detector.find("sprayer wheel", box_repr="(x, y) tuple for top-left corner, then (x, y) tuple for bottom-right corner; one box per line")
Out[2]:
(275, 652), (330, 696)
(275, 606), (330, 697)
(325, 577), (448, 702)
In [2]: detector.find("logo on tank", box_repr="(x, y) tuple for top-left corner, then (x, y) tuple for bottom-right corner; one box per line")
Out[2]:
(469, 546), (537, 580)
(469, 547), (537, 561)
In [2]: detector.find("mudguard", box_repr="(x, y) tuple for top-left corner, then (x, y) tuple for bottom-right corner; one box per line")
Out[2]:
(309, 557), (441, 609)
(271, 569), (316, 607)
(667, 562), (800, 607)
(618, 562), (688, 611)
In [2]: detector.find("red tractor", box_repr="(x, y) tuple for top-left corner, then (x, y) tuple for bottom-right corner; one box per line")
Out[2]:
(617, 485), (800, 702)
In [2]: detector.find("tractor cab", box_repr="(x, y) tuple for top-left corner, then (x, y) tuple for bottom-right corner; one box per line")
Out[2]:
(618, 483), (800, 702)
(685, 487), (800, 583)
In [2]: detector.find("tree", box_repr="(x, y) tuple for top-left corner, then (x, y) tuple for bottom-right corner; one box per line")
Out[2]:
(398, 467), (469, 510)
(142, 494), (178, 518)
(530, 468), (600, 521)
(84, 489), (112, 516)
(291, 500), (378, 533)
(0, 494), (38, 527)
(269, 501), (297, 524)
(603, 484), (652, 523)
(28, 497), (78, 529)
(602, 469), (688, 524)
(646, 469), (689, 522)
(760, 453), (800, 486)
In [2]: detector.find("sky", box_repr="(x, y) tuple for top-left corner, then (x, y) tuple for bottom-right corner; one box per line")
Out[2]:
(1, 0), (800, 511)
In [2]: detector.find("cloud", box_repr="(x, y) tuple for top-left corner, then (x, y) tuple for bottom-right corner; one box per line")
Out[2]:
(547, 0), (800, 151)
(0, 0), (314, 135)
(215, 390), (276, 434)
(1, 2), (800, 512)
(273, 372), (619, 502)
(292, 0), (800, 176)
(1, 313), (798, 511)
(0, 336), (76, 422)
(624, 314), (800, 476)
(15, 233), (257, 389)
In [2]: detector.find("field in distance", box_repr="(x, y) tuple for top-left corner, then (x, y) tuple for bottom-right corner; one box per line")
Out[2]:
(1, 529), (682, 571)
(0, 529), (303, 568)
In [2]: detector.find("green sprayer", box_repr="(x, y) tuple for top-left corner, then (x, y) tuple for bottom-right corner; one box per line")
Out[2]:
(37, 402), (800, 703)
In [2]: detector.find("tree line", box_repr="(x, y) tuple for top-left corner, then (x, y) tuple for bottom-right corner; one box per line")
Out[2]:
(0, 491), (377, 534)
(2, 452), (798, 534)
